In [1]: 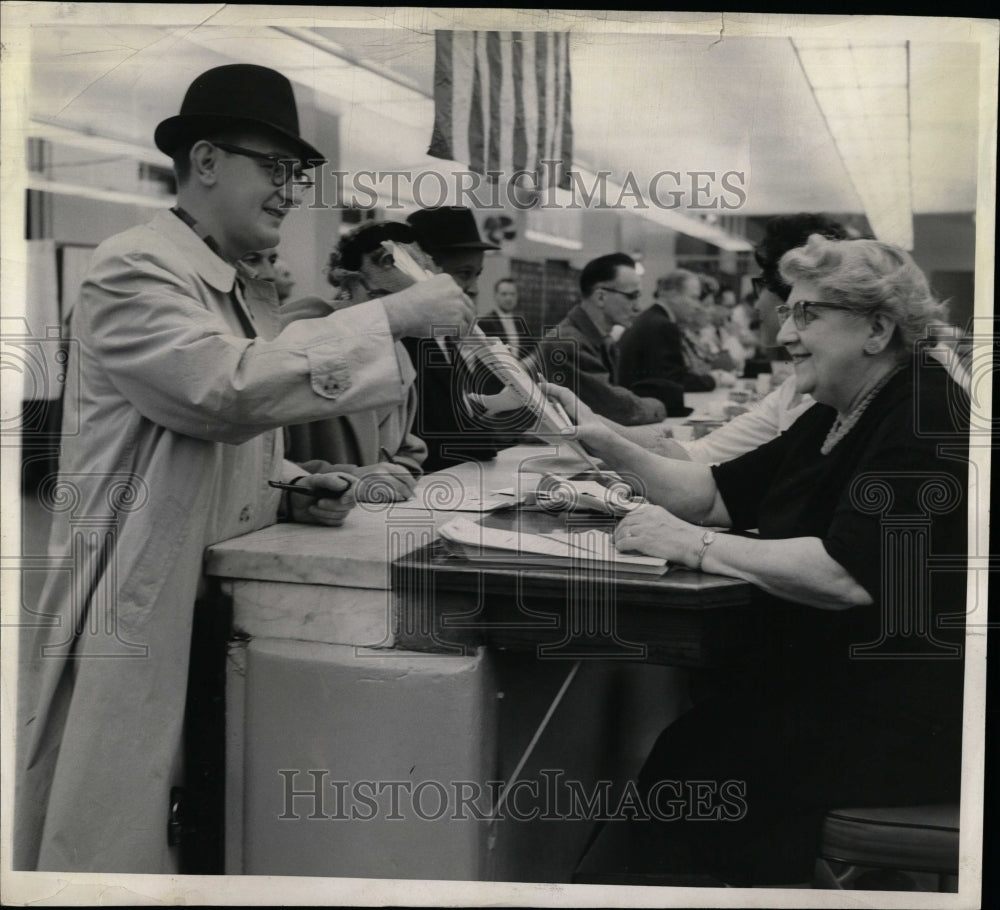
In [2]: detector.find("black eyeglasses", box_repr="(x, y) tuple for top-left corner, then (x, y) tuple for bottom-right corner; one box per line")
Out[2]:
(598, 287), (642, 301)
(776, 300), (857, 330)
(211, 142), (315, 189)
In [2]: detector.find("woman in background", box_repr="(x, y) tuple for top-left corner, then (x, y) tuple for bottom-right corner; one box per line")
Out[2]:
(284, 222), (431, 501)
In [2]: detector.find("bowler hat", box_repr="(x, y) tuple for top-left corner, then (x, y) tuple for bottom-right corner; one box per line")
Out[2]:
(155, 64), (326, 165)
(406, 206), (500, 252)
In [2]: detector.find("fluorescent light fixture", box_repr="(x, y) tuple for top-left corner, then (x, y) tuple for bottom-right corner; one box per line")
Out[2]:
(523, 228), (584, 251)
(29, 118), (170, 169)
(793, 39), (913, 250)
(26, 176), (173, 209)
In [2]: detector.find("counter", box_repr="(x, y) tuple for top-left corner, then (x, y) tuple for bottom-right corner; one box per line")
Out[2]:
(206, 444), (751, 881)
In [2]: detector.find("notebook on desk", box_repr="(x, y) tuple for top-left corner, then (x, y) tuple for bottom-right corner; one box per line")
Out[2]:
(437, 515), (669, 576)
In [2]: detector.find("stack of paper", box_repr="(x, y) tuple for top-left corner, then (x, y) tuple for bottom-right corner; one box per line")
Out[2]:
(437, 516), (668, 576)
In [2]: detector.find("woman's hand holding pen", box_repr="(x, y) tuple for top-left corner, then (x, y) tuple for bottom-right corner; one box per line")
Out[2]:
(285, 472), (357, 527)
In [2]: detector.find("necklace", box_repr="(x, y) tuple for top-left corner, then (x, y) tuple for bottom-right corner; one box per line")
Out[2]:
(820, 363), (906, 455)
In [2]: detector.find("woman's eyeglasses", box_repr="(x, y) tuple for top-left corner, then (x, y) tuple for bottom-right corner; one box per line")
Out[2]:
(776, 300), (856, 330)
(211, 142), (316, 190)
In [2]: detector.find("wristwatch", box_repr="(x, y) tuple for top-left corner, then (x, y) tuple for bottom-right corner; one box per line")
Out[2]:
(694, 530), (717, 572)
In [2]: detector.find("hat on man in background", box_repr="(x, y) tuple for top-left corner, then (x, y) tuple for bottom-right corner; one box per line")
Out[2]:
(154, 63), (326, 165)
(406, 206), (500, 253)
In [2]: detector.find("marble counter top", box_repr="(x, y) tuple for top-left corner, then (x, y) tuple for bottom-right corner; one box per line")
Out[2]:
(205, 443), (589, 591)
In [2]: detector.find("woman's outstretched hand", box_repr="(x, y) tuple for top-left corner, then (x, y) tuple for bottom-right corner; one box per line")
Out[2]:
(540, 381), (615, 450)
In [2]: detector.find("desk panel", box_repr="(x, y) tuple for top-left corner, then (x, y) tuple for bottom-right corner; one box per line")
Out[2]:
(392, 508), (759, 667)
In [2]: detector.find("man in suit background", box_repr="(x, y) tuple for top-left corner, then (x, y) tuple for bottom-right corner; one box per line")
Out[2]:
(402, 206), (511, 472)
(543, 253), (670, 426)
(477, 277), (528, 359)
(618, 269), (713, 401)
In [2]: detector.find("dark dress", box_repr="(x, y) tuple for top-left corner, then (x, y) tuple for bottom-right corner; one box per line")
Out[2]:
(619, 357), (969, 885)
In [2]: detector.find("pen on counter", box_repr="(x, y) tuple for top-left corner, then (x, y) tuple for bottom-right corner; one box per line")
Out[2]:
(268, 478), (353, 500)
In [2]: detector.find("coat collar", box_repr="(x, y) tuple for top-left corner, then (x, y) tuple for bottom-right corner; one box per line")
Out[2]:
(149, 209), (237, 293)
(652, 299), (677, 321)
(566, 304), (607, 347)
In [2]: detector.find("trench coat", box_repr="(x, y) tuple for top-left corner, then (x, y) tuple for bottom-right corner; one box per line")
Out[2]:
(285, 341), (427, 475)
(15, 210), (406, 872)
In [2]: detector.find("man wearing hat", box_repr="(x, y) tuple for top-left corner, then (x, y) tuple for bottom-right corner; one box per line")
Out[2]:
(16, 64), (474, 873)
(402, 206), (523, 472)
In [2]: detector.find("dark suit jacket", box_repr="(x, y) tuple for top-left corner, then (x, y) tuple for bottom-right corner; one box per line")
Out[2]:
(618, 303), (715, 398)
(542, 305), (666, 426)
(401, 335), (505, 474)
(476, 312), (530, 360)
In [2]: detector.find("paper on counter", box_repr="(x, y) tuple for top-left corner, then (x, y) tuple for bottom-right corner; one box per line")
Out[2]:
(388, 490), (516, 513)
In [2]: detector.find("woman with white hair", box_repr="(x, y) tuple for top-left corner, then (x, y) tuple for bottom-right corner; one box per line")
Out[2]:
(548, 234), (970, 885)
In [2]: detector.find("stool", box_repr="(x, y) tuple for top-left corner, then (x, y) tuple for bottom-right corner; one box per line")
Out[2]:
(813, 804), (959, 892)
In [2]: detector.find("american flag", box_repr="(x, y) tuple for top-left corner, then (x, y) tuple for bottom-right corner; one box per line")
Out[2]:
(428, 30), (573, 190)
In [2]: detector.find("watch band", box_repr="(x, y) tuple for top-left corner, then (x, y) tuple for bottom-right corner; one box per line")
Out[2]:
(694, 530), (717, 572)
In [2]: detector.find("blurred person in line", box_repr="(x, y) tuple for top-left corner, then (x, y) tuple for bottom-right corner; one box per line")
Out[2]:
(241, 247), (295, 302)
(240, 247), (279, 283)
(402, 206), (537, 472)
(283, 221), (432, 500)
(718, 286), (757, 365)
(683, 279), (739, 388)
(540, 253), (669, 426)
(698, 295), (747, 377)
(721, 287), (758, 357)
(549, 234), (969, 886)
(477, 277), (529, 359)
(616, 269), (702, 409)
(620, 269), (734, 394)
(15, 64), (475, 874)
(698, 272), (719, 306)
(273, 254), (295, 302)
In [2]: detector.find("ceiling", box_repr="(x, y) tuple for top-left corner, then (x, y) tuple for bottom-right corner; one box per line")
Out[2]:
(24, 18), (983, 222)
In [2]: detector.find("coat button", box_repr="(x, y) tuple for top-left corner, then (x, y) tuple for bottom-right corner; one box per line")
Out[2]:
(324, 379), (340, 393)
(239, 505), (251, 523)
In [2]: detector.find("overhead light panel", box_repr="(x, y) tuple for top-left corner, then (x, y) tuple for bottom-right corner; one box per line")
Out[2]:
(793, 39), (913, 250)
